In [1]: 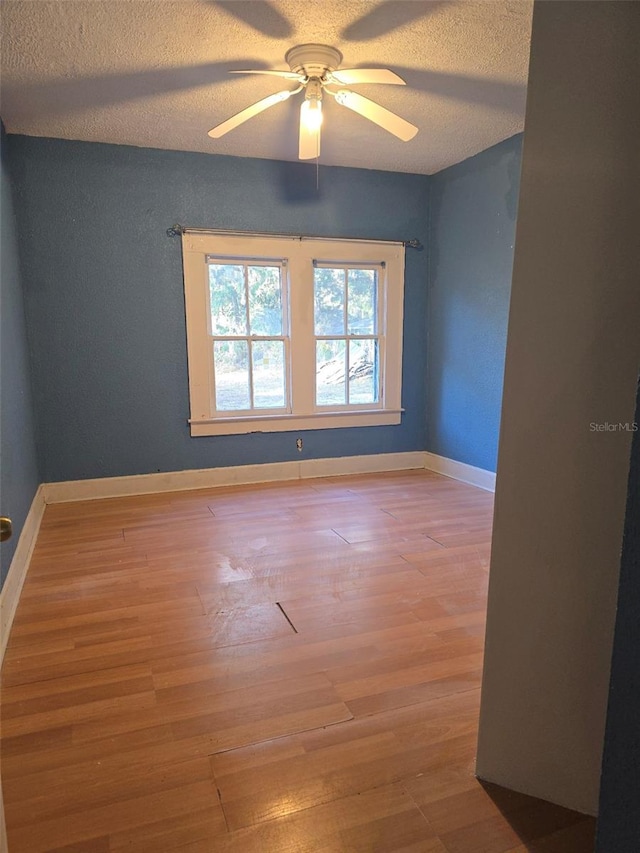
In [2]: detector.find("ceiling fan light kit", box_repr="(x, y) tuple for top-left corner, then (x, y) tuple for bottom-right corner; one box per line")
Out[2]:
(208, 44), (418, 160)
(285, 44), (342, 77)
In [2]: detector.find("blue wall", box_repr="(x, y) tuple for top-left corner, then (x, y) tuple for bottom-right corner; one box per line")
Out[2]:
(0, 124), (40, 588)
(8, 136), (430, 482)
(6, 132), (522, 487)
(426, 134), (522, 472)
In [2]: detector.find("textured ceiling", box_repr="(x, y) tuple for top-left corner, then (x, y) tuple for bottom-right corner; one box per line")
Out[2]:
(1, 0), (533, 174)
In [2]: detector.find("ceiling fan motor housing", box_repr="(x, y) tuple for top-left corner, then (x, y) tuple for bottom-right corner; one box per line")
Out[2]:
(285, 44), (343, 79)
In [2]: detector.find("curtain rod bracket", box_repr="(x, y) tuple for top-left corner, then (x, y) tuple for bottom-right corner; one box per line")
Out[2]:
(167, 225), (422, 250)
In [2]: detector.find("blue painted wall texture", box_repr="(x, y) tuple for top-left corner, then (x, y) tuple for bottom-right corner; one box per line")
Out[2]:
(8, 136), (430, 482)
(5, 131), (522, 491)
(0, 123), (40, 588)
(427, 134), (522, 472)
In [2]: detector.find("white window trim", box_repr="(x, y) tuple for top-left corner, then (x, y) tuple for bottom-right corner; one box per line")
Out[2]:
(182, 232), (405, 436)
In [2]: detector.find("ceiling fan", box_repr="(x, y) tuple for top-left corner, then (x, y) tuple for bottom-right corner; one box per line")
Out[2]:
(208, 44), (419, 160)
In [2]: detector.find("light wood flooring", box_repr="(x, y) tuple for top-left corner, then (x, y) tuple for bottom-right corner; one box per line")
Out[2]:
(1, 470), (595, 852)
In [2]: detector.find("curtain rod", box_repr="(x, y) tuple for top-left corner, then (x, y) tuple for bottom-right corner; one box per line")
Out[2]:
(166, 224), (422, 250)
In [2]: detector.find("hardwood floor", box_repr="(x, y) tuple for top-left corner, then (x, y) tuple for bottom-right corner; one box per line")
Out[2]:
(1, 470), (595, 852)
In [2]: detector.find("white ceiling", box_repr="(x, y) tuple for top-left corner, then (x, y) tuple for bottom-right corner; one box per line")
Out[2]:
(1, 0), (533, 175)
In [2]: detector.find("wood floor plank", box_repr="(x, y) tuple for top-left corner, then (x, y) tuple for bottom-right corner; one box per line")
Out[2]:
(333, 650), (484, 702)
(206, 603), (295, 646)
(196, 564), (433, 611)
(6, 755), (215, 827)
(64, 681), (351, 752)
(1, 663), (154, 712)
(212, 693), (481, 831)
(8, 779), (222, 853)
(0, 724), (73, 760)
(1, 723), (176, 782)
(1, 471), (594, 852)
(150, 619), (430, 693)
(501, 817), (596, 852)
(215, 730), (479, 832)
(108, 806), (228, 852)
(345, 669), (483, 717)
(45, 839), (110, 853)
(411, 779), (591, 853)
(209, 784), (443, 853)
(0, 688), (157, 738)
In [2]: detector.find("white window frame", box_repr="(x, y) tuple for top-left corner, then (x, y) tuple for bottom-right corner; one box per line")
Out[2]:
(181, 232), (405, 436)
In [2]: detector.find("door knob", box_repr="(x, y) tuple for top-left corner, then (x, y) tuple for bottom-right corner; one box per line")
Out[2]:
(0, 517), (12, 542)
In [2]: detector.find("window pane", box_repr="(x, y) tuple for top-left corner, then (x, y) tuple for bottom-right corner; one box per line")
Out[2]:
(316, 339), (346, 406)
(248, 266), (283, 336)
(252, 341), (286, 409)
(209, 265), (247, 335)
(349, 339), (378, 404)
(348, 269), (377, 335)
(314, 268), (345, 335)
(214, 340), (250, 410)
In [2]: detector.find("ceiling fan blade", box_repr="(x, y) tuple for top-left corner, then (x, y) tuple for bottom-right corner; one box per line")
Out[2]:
(330, 68), (406, 86)
(230, 70), (303, 80)
(208, 89), (293, 138)
(299, 118), (321, 160)
(334, 89), (418, 141)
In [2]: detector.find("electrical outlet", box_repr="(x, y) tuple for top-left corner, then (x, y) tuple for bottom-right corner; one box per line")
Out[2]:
(296, 438), (303, 452)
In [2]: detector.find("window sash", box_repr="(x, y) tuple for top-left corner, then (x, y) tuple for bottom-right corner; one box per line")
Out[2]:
(207, 259), (290, 416)
(210, 337), (291, 417)
(312, 263), (383, 409)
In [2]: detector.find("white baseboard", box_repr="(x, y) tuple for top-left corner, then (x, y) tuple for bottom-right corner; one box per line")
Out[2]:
(300, 451), (425, 480)
(423, 451), (496, 492)
(43, 451), (427, 504)
(0, 485), (46, 662)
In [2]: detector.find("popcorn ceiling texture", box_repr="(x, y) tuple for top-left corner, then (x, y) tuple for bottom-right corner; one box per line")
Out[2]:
(1, 0), (532, 174)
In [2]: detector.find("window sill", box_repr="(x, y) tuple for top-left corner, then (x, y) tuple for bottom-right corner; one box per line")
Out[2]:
(189, 409), (403, 436)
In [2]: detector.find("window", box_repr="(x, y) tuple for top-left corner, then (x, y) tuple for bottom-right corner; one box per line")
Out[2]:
(182, 232), (405, 436)
(314, 264), (380, 407)
(208, 261), (288, 413)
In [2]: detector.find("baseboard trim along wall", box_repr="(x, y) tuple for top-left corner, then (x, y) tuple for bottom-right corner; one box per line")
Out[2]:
(0, 485), (46, 662)
(423, 451), (497, 492)
(42, 452), (427, 503)
(42, 451), (496, 503)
